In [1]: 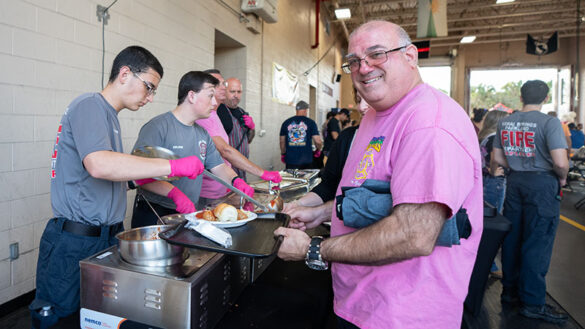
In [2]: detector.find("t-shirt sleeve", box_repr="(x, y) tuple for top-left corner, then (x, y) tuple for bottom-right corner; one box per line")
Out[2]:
(493, 124), (502, 149)
(280, 121), (287, 137)
(202, 131), (225, 169)
(197, 116), (220, 137)
(69, 98), (114, 161)
(546, 118), (569, 150)
(309, 120), (319, 136)
(133, 119), (165, 152)
(390, 127), (475, 217)
(327, 118), (340, 134)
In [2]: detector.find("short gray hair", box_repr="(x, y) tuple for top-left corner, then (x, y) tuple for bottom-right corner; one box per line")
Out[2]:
(349, 20), (412, 50)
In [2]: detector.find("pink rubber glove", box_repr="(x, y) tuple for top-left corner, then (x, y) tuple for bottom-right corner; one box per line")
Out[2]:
(281, 154), (286, 163)
(243, 201), (255, 212)
(261, 171), (282, 183)
(233, 178), (255, 198)
(167, 187), (196, 214)
(313, 150), (322, 158)
(169, 156), (204, 179)
(242, 115), (255, 130)
(135, 178), (156, 186)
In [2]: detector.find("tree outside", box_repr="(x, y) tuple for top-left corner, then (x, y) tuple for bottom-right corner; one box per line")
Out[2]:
(470, 80), (553, 111)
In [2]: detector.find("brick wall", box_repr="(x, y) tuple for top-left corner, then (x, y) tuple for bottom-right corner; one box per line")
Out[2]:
(0, 0), (342, 304)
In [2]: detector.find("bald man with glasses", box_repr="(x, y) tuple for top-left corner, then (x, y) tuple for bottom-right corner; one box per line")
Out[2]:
(275, 21), (483, 329)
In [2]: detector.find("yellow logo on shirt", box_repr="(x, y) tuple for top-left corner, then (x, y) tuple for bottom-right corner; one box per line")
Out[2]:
(355, 137), (385, 180)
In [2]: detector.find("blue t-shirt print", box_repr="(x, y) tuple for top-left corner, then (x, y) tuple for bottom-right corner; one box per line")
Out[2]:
(287, 121), (308, 146)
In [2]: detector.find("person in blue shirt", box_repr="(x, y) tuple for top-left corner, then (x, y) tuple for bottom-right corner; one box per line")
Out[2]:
(569, 123), (584, 149)
(279, 101), (323, 169)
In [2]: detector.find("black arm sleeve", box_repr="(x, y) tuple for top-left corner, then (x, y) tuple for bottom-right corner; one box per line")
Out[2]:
(311, 126), (358, 202)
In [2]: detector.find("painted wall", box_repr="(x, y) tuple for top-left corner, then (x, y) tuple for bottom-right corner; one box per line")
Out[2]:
(0, 0), (342, 304)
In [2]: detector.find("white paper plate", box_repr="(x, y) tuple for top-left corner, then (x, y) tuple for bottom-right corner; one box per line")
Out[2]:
(186, 210), (257, 228)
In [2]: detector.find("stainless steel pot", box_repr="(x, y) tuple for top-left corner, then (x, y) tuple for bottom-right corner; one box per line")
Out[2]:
(116, 225), (187, 266)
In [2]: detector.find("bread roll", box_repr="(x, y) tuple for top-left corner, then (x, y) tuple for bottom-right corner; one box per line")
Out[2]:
(213, 203), (238, 222)
(237, 209), (248, 220)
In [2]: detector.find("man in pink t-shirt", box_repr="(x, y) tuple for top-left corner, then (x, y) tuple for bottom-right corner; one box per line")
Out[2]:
(275, 21), (483, 328)
(196, 69), (281, 208)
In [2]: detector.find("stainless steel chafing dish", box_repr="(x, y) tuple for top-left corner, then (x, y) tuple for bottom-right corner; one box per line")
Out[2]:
(248, 169), (321, 201)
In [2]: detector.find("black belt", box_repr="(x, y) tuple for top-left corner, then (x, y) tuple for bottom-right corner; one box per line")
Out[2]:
(61, 219), (123, 237)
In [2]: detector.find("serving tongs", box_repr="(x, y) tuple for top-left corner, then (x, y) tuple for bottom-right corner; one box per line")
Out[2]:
(202, 170), (269, 212)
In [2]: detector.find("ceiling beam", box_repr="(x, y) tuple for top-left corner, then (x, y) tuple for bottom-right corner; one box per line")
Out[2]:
(430, 33), (583, 48)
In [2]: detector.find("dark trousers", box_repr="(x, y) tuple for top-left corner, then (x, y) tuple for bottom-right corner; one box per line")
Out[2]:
(32, 218), (122, 325)
(131, 194), (177, 228)
(501, 171), (560, 306)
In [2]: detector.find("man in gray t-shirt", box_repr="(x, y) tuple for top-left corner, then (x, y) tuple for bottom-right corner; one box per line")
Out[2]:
(492, 80), (569, 324)
(131, 71), (255, 228)
(33, 46), (207, 326)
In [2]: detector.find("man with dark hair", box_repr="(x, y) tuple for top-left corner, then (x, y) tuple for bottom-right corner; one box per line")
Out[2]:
(131, 71), (254, 227)
(280, 101), (323, 169)
(323, 108), (350, 157)
(31, 46), (206, 327)
(217, 77), (256, 181)
(196, 69), (281, 208)
(492, 79), (569, 324)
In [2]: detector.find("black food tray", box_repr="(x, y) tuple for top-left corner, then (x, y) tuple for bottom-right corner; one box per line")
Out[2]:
(159, 212), (290, 258)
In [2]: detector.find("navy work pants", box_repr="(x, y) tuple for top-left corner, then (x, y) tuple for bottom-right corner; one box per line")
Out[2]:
(501, 171), (560, 306)
(32, 218), (122, 320)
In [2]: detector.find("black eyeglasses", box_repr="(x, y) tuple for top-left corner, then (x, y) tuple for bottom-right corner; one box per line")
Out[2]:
(133, 72), (157, 96)
(342, 45), (409, 74)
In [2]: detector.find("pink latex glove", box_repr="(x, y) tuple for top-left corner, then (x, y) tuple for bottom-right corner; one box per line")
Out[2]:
(261, 171), (282, 183)
(167, 187), (196, 214)
(135, 178), (156, 186)
(169, 156), (204, 179)
(243, 202), (255, 212)
(233, 178), (255, 198)
(313, 150), (322, 158)
(242, 115), (255, 130)
(281, 154), (286, 163)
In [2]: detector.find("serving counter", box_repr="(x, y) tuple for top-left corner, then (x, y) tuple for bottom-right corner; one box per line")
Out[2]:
(79, 171), (325, 328)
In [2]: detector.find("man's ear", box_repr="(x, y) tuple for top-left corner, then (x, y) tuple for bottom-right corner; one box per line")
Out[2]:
(404, 44), (419, 68)
(188, 90), (198, 104)
(118, 65), (132, 84)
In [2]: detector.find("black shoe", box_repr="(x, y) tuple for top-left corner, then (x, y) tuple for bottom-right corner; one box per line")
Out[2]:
(520, 304), (568, 324)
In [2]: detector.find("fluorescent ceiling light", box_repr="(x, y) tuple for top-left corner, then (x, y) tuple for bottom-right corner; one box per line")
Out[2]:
(460, 36), (476, 44)
(496, 0), (515, 3)
(335, 8), (351, 20)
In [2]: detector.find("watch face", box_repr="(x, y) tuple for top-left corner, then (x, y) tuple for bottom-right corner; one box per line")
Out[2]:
(306, 259), (328, 271)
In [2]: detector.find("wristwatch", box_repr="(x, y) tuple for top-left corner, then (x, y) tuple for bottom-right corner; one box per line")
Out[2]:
(305, 236), (328, 270)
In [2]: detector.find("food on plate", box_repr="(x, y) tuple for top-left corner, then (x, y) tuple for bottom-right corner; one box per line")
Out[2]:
(213, 203), (238, 222)
(195, 210), (216, 221)
(266, 196), (284, 212)
(237, 209), (249, 220)
(193, 204), (251, 222)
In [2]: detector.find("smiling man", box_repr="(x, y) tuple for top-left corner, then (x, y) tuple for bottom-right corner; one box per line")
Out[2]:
(130, 71), (254, 228)
(275, 21), (483, 328)
(32, 46), (207, 327)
